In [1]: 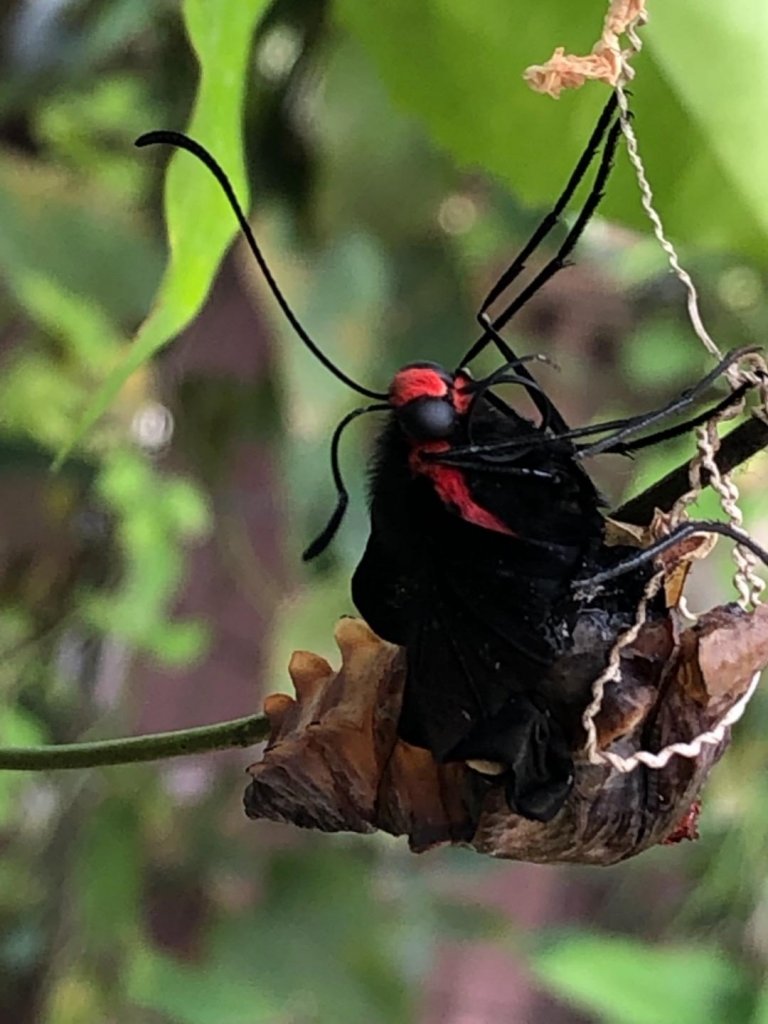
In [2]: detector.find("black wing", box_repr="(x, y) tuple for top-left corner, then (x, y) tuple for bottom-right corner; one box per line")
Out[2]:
(353, 514), (575, 822)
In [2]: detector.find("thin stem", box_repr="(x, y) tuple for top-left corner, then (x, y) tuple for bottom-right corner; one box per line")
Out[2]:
(0, 714), (270, 771)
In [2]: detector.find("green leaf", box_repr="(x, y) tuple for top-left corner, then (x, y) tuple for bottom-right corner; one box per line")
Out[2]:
(334, 0), (764, 254)
(207, 847), (414, 1024)
(532, 933), (745, 1024)
(645, 1), (768, 245)
(74, 798), (141, 948)
(57, 0), (269, 465)
(751, 979), (768, 1024)
(12, 271), (123, 371)
(0, 707), (46, 827)
(82, 450), (211, 664)
(128, 948), (279, 1024)
(0, 156), (162, 322)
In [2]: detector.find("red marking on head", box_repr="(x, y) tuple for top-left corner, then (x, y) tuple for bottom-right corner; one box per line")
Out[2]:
(410, 443), (515, 536)
(389, 367), (450, 407)
(453, 372), (473, 415)
(661, 801), (701, 845)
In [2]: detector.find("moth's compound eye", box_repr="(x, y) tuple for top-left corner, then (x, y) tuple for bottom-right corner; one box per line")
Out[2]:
(396, 396), (457, 440)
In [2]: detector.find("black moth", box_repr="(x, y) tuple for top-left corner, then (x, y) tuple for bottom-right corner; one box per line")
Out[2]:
(138, 95), (768, 823)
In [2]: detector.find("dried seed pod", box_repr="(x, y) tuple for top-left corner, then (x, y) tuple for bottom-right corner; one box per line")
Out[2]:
(244, 607), (768, 865)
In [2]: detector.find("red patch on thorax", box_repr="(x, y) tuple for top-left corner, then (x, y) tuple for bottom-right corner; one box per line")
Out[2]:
(410, 441), (513, 536)
(389, 368), (448, 407)
(453, 372), (473, 415)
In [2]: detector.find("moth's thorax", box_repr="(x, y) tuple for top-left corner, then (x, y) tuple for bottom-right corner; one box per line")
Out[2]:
(407, 440), (513, 536)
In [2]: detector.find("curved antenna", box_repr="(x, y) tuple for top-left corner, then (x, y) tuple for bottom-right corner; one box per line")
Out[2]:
(465, 357), (558, 448)
(302, 402), (389, 561)
(136, 131), (387, 401)
(466, 313), (569, 435)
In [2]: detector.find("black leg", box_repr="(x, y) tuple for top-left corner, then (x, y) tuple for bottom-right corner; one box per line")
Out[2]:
(442, 346), (760, 464)
(479, 94), (618, 317)
(488, 117), (624, 338)
(466, 362), (557, 436)
(471, 313), (568, 434)
(455, 98), (618, 435)
(574, 520), (768, 596)
(458, 113), (624, 375)
(472, 357), (554, 425)
(582, 380), (754, 457)
(576, 346), (761, 458)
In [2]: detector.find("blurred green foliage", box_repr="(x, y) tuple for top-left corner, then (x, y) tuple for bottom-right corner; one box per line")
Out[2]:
(58, 0), (268, 461)
(1, 1), (768, 1022)
(532, 934), (751, 1024)
(335, 0), (768, 255)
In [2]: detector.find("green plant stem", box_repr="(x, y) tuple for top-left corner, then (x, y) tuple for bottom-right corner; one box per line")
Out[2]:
(0, 714), (270, 771)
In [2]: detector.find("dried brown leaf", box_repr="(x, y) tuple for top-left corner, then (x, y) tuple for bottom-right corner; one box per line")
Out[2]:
(245, 604), (768, 865)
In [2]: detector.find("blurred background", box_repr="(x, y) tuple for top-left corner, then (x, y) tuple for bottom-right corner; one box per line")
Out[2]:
(1, 0), (768, 1021)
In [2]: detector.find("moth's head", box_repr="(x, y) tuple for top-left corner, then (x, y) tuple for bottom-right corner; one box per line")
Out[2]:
(388, 362), (471, 441)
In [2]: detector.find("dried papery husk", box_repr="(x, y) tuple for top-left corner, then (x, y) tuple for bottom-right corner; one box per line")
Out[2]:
(523, 0), (647, 98)
(245, 608), (768, 865)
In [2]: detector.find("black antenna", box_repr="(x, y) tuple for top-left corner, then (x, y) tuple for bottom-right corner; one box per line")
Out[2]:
(464, 356), (558, 445)
(136, 131), (387, 401)
(303, 402), (389, 561)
